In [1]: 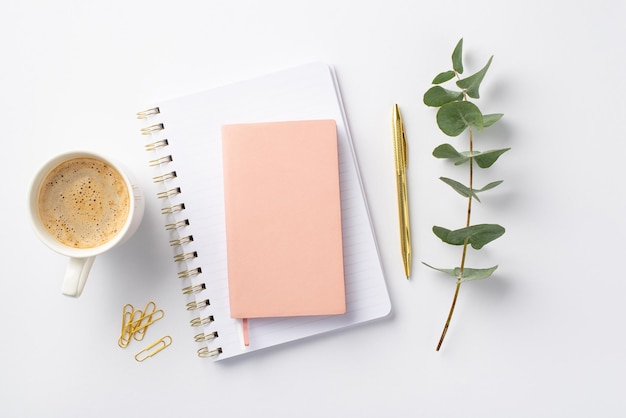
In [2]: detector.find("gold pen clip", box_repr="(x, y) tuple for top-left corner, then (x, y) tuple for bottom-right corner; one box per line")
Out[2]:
(134, 336), (172, 362)
(401, 118), (407, 168)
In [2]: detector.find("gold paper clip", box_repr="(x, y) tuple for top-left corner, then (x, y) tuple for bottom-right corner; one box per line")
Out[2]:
(118, 302), (165, 347)
(135, 336), (172, 362)
(131, 309), (165, 340)
(133, 301), (158, 340)
(118, 304), (136, 348)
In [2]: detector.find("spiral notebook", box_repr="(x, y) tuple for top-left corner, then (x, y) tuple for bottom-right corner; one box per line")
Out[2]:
(137, 62), (390, 361)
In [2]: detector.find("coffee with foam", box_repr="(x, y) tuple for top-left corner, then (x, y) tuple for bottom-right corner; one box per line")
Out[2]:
(37, 157), (130, 248)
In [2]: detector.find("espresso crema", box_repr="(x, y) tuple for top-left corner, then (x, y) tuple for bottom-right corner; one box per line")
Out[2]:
(38, 157), (130, 248)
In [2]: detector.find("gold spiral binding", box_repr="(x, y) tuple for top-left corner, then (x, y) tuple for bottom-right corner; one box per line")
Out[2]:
(161, 203), (185, 214)
(190, 315), (214, 327)
(178, 267), (202, 279)
(194, 331), (218, 342)
(165, 219), (189, 230)
(153, 171), (177, 183)
(182, 283), (206, 295)
(198, 347), (222, 358)
(186, 299), (210, 311)
(145, 139), (169, 151)
(174, 251), (198, 263)
(136, 107), (160, 119)
(170, 235), (193, 246)
(157, 187), (182, 199)
(141, 123), (165, 135)
(149, 155), (173, 167)
(137, 107), (223, 360)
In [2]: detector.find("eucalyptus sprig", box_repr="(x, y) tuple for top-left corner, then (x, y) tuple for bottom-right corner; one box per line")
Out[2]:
(423, 39), (509, 351)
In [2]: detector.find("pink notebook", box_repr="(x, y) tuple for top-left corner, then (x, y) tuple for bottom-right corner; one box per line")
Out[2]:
(222, 119), (346, 319)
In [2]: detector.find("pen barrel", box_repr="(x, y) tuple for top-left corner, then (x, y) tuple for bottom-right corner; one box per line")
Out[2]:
(392, 104), (410, 277)
(392, 119), (406, 172)
(396, 171), (412, 276)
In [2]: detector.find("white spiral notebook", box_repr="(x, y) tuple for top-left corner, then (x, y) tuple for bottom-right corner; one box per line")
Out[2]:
(137, 62), (391, 361)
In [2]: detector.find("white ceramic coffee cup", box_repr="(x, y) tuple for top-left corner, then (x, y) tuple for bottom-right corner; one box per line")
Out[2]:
(28, 151), (144, 297)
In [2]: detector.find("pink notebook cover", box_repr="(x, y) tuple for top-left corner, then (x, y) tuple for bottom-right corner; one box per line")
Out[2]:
(222, 119), (345, 319)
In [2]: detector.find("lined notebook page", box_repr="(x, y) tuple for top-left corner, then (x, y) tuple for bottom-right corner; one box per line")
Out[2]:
(143, 62), (390, 360)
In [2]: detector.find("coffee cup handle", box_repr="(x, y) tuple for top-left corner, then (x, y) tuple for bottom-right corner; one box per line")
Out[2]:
(62, 257), (96, 297)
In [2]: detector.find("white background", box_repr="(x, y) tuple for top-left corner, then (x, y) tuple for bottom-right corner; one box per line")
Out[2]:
(2, 1), (624, 416)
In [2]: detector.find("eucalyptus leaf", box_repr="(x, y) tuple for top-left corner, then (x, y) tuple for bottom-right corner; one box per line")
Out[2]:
(434, 145), (509, 168)
(458, 266), (498, 282)
(422, 263), (457, 278)
(424, 86), (464, 107)
(452, 38), (463, 74)
(436, 101), (483, 136)
(473, 147), (510, 168)
(440, 177), (504, 202)
(478, 180), (503, 192)
(433, 143), (463, 160)
(433, 143), (470, 165)
(433, 226), (452, 243)
(432, 224), (505, 249)
(455, 148), (510, 168)
(432, 70), (456, 84)
(456, 56), (493, 99)
(440, 177), (480, 201)
(483, 113), (503, 127)
(448, 224), (505, 249)
(423, 262), (498, 283)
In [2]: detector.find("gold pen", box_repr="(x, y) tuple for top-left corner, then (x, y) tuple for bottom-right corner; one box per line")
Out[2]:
(392, 104), (412, 279)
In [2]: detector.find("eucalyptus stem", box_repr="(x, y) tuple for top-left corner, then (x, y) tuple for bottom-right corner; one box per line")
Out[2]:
(436, 280), (461, 351)
(436, 126), (474, 351)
